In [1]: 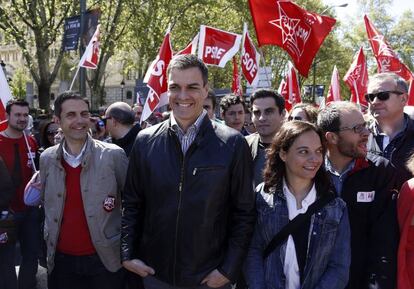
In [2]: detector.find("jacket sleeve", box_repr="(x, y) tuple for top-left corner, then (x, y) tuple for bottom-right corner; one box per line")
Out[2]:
(314, 206), (351, 289)
(0, 157), (14, 210)
(113, 148), (128, 193)
(244, 192), (267, 289)
(121, 137), (145, 261)
(217, 136), (256, 282)
(365, 163), (399, 289)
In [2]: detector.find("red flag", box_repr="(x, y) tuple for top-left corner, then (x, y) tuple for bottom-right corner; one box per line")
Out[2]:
(232, 57), (243, 96)
(248, 0), (336, 77)
(176, 33), (199, 56)
(241, 23), (260, 86)
(364, 15), (413, 80)
(141, 30), (173, 122)
(279, 62), (301, 111)
(408, 80), (414, 106)
(79, 25), (100, 69)
(198, 25), (241, 68)
(0, 66), (12, 131)
(344, 47), (368, 107)
(326, 65), (342, 103)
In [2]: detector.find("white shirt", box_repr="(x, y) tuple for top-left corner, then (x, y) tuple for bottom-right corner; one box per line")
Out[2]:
(283, 179), (316, 289)
(62, 141), (87, 168)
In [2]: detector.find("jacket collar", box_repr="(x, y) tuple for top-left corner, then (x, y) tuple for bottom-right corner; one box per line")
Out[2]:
(112, 123), (140, 147)
(55, 134), (94, 169)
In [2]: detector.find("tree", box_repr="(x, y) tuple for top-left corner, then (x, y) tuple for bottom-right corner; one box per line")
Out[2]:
(0, 0), (76, 110)
(9, 67), (29, 100)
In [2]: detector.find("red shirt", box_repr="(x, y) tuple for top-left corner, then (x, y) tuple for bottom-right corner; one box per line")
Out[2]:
(57, 160), (96, 255)
(0, 133), (37, 212)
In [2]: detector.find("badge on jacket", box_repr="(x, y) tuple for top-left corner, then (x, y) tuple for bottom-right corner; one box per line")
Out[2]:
(103, 196), (116, 212)
(357, 191), (375, 202)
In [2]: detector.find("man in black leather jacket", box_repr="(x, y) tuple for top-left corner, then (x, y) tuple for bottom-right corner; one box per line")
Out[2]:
(121, 55), (255, 288)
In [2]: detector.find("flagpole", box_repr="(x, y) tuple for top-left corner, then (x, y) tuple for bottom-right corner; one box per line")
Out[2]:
(259, 48), (271, 88)
(69, 65), (81, 91)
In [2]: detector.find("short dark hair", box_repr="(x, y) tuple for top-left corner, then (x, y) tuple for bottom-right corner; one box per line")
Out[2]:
(220, 94), (245, 115)
(317, 101), (358, 133)
(54, 91), (90, 118)
(106, 106), (135, 125)
(6, 100), (29, 114)
(207, 89), (217, 109)
(250, 89), (285, 114)
(167, 54), (208, 86)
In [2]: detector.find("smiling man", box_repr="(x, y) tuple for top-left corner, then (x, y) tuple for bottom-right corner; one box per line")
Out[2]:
(121, 54), (255, 289)
(39, 92), (128, 289)
(246, 89), (285, 186)
(318, 101), (401, 289)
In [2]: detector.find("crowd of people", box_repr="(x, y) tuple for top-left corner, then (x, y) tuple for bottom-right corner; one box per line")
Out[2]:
(0, 54), (414, 289)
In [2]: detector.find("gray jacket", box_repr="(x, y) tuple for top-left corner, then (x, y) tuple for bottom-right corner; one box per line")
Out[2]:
(39, 135), (128, 272)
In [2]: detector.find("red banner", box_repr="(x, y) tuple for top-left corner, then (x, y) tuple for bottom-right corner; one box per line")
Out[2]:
(79, 25), (100, 69)
(198, 25), (241, 68)
(176, 33), (199, 56)
(241, 24), (260, 86)
(326, 65), (342, 104)
(232, 57), (243, 96)
(278, 62), (301, 111)
(142, 31), (173, 122)
(344, 47), (368, 107)
(248, 0), (336, 77)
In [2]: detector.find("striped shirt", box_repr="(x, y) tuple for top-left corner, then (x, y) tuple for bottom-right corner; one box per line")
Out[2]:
(170, 110), (207, 155)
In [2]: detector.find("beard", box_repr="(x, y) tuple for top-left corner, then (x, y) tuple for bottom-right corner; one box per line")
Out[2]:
(337, 136), (367, 159)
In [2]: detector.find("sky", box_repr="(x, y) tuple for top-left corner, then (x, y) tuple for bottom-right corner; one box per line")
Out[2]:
(322, 0), (414, 24)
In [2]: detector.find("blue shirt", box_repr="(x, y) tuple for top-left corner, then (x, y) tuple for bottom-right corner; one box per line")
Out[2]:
(325, 158), (355, 195)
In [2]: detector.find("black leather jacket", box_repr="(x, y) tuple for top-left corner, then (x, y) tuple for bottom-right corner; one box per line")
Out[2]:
(121, 116), (256, 286)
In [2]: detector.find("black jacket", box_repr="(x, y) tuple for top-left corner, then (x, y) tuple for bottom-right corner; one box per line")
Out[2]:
(112, 123), (141, 157)
(0, 156), (14, 211)
(121, 116), (255, 286)
(367, 114), (414, 182)
(339, 155), (402, 289)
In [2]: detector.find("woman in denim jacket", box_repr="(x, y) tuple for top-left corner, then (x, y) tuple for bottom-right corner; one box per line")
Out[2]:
(245, 121), (351, 289)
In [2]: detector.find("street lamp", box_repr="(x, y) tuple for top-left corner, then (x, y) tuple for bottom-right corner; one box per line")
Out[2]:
(321, 3), (348, 15)
(120, 79), (125, 102)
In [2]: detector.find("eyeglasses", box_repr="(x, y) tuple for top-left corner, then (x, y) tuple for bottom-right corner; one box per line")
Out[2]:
(364, 91), (403, 103)
(101, 117), (112, 125)
(288, 116), (303, 121)
(337, 122), (369, 134)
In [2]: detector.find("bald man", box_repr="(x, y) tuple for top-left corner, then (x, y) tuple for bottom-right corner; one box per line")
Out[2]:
(104, 102), (141, 156)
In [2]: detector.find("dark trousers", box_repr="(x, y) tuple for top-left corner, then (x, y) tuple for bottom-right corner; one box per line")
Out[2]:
(49, 252), (125, 289)
(1, 207), (41, 289)
(0, 243), (18, 289)
(143, 275), (232, 289)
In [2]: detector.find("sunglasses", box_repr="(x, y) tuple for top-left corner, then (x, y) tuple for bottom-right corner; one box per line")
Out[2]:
(288, 116), (303, 121)
(364, 91), (403, 103)
(47, 130), (58, 136)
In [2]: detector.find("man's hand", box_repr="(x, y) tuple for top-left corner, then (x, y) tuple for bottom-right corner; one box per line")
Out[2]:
(201, 269), (230, 288)
(122, 259), (155, 277)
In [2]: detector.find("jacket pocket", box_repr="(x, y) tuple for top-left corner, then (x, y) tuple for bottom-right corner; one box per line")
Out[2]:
(192, 165), (225, 176)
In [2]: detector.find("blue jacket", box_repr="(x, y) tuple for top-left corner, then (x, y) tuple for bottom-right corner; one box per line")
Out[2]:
(245, 182), (351, 289)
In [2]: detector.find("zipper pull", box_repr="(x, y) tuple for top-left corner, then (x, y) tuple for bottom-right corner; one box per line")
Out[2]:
(192, 168), (197, 176)
(179, 182), (183, 192)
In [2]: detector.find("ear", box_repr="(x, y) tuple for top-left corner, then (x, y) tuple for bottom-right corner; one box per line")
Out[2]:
(53, 115), (60, 125)
(325, 131), (339, 145)
(279, 150), (287, 162)
(401, 93), (408, 105)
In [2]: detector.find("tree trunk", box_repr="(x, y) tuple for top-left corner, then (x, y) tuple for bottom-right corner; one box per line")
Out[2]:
(38, 81), (51, 112)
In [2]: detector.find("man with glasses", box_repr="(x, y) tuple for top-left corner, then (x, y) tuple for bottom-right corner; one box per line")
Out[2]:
(318, 101), (401, 289)
(246, 89), (285, 186)
(39, 92), (128, 289)
(365, 72), (414, 180)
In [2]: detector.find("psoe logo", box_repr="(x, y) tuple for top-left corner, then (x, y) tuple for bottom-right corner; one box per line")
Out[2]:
(269, 2), (312, 60)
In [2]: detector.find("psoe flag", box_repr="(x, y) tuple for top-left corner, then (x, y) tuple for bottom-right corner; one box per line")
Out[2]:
(0, 67), (12, 131)
(198, 25), (241, 68)
(79, 24), (100, 69)
(241, 23), (260, 87)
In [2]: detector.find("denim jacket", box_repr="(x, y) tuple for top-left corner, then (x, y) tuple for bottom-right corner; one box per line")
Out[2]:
(245, 182), (351, 289)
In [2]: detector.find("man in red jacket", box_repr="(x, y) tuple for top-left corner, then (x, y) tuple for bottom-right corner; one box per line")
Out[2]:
(0, 100), (39, 289)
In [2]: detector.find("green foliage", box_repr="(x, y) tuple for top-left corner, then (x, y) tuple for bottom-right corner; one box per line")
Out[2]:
(10, 68), (29, 100)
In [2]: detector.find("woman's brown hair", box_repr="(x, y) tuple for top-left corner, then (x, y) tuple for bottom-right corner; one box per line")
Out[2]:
(263, 121), (331, 194)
